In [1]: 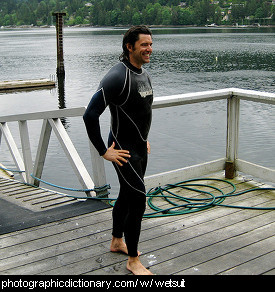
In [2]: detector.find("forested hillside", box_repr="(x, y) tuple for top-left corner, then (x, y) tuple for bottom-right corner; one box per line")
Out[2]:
(1, 0), (274, 27)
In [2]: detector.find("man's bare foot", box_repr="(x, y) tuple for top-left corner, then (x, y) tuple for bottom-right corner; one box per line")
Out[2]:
(127, 256), (153, 275)
(110, 237), (141, 256)
(110, 237), (128, 254)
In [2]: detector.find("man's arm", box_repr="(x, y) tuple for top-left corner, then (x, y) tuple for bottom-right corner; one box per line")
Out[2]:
(83, 64), (131, 165)
(83, 88), (108, 156)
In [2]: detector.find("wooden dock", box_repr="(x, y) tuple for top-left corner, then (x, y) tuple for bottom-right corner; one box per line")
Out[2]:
(0, 88), (275, 277)
(0, 79), (55, 91)
(0, 173), (274, 276)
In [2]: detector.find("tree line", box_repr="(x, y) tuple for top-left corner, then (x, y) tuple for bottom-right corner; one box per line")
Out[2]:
(1, 0), (275, 27)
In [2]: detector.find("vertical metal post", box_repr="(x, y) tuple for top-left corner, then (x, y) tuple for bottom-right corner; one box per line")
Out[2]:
(225, 94), (240, 179)
(52, 12), (66, 76)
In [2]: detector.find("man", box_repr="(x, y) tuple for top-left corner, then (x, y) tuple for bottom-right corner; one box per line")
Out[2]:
(83, 25), (153, 275)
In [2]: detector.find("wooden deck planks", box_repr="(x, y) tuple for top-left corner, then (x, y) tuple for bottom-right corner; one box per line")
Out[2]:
(161, 215), (274, 275)
(0, 174), (274, 275)
(0, 177), (76, 211)
(219, 247), (275, 275)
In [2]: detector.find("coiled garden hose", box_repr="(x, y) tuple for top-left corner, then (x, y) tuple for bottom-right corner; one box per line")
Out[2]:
(0, 165), (274, 217)
(142, 178), (275, 218)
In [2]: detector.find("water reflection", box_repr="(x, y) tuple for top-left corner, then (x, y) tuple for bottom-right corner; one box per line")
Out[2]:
(56, 74), (69, 128)
(57, 75), (66, 109)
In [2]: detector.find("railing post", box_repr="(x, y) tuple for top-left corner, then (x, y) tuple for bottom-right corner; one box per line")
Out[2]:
(226, 94), (240, 179)
(32, 119), (52, 186)
(0, 122), (26, 182)
(89, 142), (108, 197)
(18, 120), (33, 184)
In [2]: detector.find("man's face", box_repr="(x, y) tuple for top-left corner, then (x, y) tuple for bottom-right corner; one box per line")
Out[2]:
(127, 34), (153, 69)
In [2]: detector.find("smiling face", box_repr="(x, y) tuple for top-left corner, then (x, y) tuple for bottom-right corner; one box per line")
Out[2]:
(127, 34), (153, 69)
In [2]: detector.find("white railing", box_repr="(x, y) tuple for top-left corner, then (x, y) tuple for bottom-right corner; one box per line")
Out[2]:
(0, 108), (101, 197)
(1, 88), (275, 197)
(146, 88), (275, 188)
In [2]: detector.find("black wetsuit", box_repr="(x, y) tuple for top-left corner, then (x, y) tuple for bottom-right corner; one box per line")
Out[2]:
(83, 59), (153, 257)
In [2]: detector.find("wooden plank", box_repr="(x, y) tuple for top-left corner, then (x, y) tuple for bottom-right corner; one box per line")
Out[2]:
(89, 214), (274, 276)
(0, 181), (22, 190)
(0, 175), (273, 275)
(0, 177), (76, 212)
(0, 189), (270, 269)
(176, 233), (274, 275)
(0, 208), (111, 249)
(220, 251), (275, 275)
(1, 185), (35, 195)
(78, 188), (275, 275)
(1, 210), (272, 275)
(7, 188), (46, 198)
(0, 79), (55, 91)
(58, 210), (274, 275)
(263, 268), (275, 275)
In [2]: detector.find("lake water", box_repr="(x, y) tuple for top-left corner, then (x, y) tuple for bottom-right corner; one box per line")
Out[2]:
(0, 26), (275, 195)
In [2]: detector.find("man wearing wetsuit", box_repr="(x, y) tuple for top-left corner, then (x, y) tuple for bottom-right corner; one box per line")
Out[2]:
(83, 25), (153, 275)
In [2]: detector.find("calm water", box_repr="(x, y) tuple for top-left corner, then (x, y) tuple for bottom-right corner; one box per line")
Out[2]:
(0, 27), (275, 195)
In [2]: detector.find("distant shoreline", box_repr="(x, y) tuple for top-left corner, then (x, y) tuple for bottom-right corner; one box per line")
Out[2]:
(1, 24), (275, 30)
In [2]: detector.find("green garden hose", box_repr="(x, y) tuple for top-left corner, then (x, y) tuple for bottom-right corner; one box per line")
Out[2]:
(1, 165), (274, 217)
(142, 178), (275, 217)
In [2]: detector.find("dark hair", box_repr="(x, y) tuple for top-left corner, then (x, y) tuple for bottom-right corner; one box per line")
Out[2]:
(120, 25), (152, 61)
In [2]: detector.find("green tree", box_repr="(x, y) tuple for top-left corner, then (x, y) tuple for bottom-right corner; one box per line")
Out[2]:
(255, 7), (265, 19)
(132, 11), (141, 25)
(246, 0), (258, 16)
(231, 4), (246, 23)
(17, 2), (34, 25)
(272, 5), (275, 22)
(36, 1), (48, 23)
(162, 7), (171, 25)
(154, 3), (163, 25)
(213, 6), (222, 25)
(0, 0), (274, 27)
(193, 1), (206, 25)
(75, 15), (83, 25)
